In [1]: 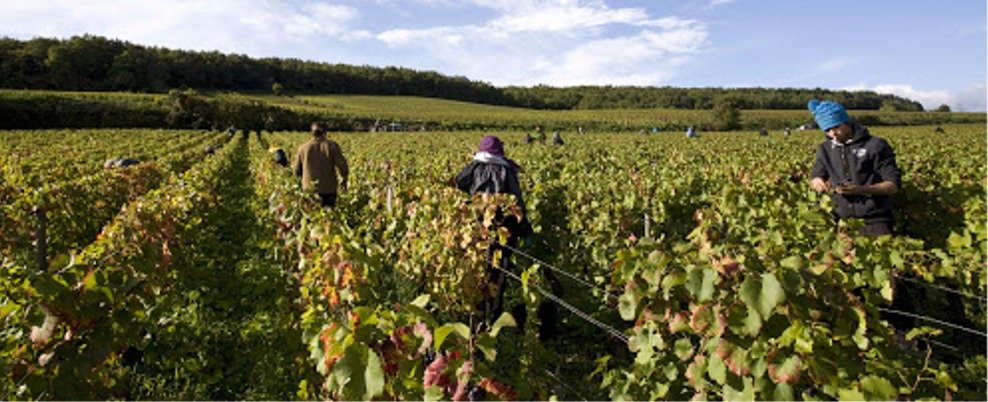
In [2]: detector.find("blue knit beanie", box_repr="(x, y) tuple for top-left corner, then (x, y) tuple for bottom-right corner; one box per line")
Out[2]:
(807, 99), (851, 131)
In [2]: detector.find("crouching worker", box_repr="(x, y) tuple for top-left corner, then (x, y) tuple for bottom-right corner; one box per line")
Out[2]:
(269, 147), (288, 167)
(103, 158), (140, 168)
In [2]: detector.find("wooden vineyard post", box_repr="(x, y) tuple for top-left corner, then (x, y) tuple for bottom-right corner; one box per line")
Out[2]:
(386, 185), (394, 213)
(644, 212), (651, 240)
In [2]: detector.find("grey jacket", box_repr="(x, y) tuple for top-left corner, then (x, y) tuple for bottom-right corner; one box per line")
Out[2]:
(810, 124), (901, 222)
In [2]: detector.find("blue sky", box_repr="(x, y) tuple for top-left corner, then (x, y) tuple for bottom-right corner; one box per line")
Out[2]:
(1, 0), (985, 111)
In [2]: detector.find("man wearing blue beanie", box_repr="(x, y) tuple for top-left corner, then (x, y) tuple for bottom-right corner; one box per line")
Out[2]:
(807, 99), (901, 235)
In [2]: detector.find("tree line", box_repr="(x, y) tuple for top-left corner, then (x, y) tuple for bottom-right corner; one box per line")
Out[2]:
(0, 35), (924, 111)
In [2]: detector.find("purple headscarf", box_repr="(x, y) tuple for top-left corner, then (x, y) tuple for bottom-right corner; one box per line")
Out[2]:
(478, 135), (504, 156)
(476, 135), (520, 171)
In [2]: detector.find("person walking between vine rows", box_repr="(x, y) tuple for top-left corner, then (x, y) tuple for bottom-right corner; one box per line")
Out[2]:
(454, 135), (534, 322)
(807, 99), (901, 236)
(293, 122), (349, 207)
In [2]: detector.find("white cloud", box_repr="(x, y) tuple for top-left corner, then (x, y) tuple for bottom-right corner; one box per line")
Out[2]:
(0, 0), (368, 56)
(0, 0), (711, 87)
(375, 0), (708, 85)
(842, 83), (987, 112)
(709, 0), (736, 7)
(549, 28), (706, 85)
(816, 57), (853, 73)
(951, 83), (987, 112)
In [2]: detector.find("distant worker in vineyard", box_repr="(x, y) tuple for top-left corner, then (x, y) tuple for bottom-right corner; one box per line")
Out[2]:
(293, 122), (349, 207)
(686, 125), (698, 138)
(454, 135), (533, 320)
(103, 158), (140, 168)
(270, 147), (288, 167)
(531, 125), (546, 144)
(552, 130), (564, 146)
(807, 99), (901, 236)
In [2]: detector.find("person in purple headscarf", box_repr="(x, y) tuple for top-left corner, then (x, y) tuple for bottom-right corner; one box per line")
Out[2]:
(454, 135), (534, 322)
(455, 135), (525, 209)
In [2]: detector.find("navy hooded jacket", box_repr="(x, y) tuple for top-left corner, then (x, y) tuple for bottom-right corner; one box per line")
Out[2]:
(810, 124), (902, 223)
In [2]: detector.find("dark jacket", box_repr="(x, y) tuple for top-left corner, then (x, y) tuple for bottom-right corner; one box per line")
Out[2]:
(810, 124), (901, 223)
(455, 157), (526, 210)
(455, 155), (532, 239)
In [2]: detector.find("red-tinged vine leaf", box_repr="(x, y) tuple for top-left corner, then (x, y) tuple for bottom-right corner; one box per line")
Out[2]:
(713, 255), (741, 276)
(328, 289), (340, 307)
(413, 321), (433, 355)
(452, 360), (473, 402)
(689, 304), (711, 333)
(477, 377), (517, 401)
(684, 354), (707, 388)
(725, 347), (751, 377)
(668, 312), (689, 334)
(424, 354), (451, 388)
(767, 355), (802, 384)
(81, 270), (97, 291)
(635, 308), (658, 329)
(711, 305), (727, 338)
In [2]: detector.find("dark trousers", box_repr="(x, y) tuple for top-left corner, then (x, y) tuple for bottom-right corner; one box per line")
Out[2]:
(319, 193), (337, 207)
(481, 210), (530, 322)
(861, 220), (893, 236)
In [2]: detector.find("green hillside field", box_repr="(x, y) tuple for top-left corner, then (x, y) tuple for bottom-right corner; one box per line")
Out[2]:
(1, 89), (984, 132)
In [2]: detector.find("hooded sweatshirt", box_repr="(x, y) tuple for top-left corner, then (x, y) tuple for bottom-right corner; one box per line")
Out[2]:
(810, 124), (901, 222)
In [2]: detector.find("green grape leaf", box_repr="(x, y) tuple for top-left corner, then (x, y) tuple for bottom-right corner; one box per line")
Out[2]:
(686, 267), (716, 303)
(410, 294), (431, 308)
(837, 387), (865, 401)
(490, 312), (517, 338)
(860, 375), (897, 400)
(618, 291), (638, 321)
(739, 273), (785, 320)
(707, 354), (726, 385)
(364, 349), (385, 400)
(423, 385), (444, 401)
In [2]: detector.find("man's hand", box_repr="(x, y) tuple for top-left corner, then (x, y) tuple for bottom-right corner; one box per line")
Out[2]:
(835, 181), (898, 196)
(834, 183), (866, 195)
(809, 177), (830, 193)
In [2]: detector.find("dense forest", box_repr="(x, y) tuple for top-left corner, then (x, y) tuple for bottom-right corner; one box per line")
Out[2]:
(0, 35), (924, 111)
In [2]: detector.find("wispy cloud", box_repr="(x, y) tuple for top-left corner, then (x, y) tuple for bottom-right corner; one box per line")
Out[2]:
(842, 83), (986, 112)
(816, 57), (853, 73)
(708, 0), (736, 7)
(376, 0), (708, 85)
(0, 0), (370, 55)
